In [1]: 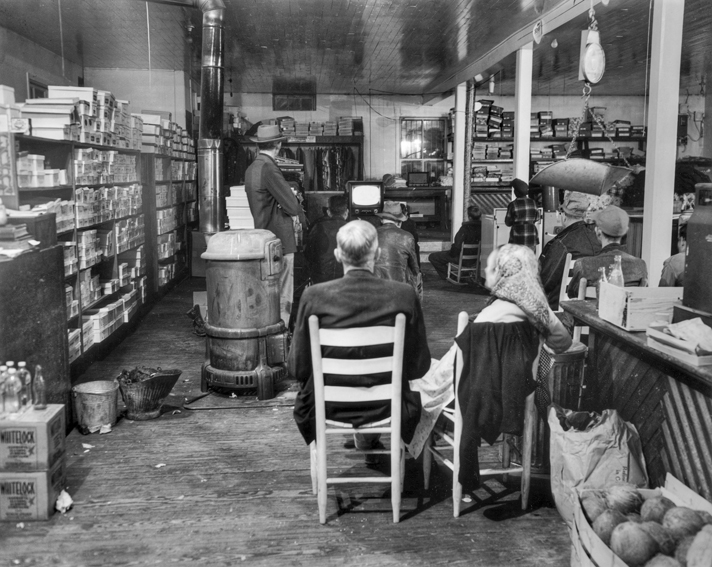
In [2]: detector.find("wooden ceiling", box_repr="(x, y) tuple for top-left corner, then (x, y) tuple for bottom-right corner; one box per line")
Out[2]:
(0, 0), (709, 98)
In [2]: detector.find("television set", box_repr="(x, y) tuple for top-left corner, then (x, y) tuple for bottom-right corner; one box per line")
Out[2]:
(346, 180), (384, 215)
(407, 171), (429, 187)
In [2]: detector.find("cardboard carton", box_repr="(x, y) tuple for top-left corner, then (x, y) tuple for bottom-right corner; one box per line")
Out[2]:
(0, 405), (66, 471)
(0, 457), (66, 521)
(598, 282), (683, 331)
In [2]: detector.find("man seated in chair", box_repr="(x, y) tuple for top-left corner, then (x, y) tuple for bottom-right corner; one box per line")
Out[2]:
(373, 201), (422, 298)
(290, 220), (431, 459)
(303, 194), (349, 284)
(539, 191), (600, 309)
(566, 205), (648, 298)
(427, 205), (482, 281)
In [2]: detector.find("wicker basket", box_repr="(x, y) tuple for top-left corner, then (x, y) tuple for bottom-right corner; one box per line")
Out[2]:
(118, 369), (182, 420)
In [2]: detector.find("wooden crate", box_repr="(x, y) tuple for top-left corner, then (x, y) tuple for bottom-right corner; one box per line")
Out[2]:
(571, 474), (712, 567)
(598, 282), (683, 331)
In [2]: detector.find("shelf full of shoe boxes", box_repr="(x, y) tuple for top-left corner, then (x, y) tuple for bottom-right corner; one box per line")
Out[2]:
(529, 107), (646, 173)
(13, 86), (146, 363)
(139, 115), (196, 286)
(470, 100), (514, 187)
(0, 404), (67, 521)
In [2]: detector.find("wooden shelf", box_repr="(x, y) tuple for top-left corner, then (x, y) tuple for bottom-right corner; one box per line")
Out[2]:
(471, 136), (646, 143)
(18, 184), (73, 192)
(16, 134), (141, 153)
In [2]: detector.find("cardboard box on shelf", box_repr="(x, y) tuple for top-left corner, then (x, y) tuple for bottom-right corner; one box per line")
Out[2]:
(0, 405), (66, 471)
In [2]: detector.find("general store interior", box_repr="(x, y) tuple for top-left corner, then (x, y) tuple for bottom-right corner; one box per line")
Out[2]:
(1, 0), (712, 565)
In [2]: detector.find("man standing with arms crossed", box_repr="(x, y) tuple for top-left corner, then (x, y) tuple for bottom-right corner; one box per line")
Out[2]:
(245, 125), (307, 326)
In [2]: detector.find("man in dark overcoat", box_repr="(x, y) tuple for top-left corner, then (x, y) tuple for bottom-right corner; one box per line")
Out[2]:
(290, 220), (431, 453)
(245, 124), (306, 325)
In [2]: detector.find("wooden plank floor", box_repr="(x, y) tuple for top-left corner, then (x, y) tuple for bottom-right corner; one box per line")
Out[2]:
(0, 265), (572, 566)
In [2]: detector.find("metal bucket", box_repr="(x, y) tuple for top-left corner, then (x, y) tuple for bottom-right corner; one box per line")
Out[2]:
(72, 381), (119, 434)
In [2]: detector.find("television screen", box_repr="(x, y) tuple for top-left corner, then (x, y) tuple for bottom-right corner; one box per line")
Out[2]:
(346, 181), (384, 215)
(352, 185), (381, 207)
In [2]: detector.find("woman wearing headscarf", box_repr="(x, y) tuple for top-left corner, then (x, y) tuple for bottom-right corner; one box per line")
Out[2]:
(408, 245), (571, 490)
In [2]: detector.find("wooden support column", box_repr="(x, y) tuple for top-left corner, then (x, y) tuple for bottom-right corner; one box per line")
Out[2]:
(514, 43), (533, 189)
(451, 82), (467, 240)
(643, 0), (685, 284)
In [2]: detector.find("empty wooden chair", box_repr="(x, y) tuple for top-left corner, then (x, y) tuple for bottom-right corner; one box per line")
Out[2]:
(446, 243), (480, 285)
(422, 311), (537, 517)
(308, 313), (406, 524)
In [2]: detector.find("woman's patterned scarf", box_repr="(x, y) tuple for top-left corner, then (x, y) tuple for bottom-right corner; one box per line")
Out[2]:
(488, 244), (550, 336)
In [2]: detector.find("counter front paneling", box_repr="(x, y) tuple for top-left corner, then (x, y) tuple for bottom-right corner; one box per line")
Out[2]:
(562, 299), (712, 501)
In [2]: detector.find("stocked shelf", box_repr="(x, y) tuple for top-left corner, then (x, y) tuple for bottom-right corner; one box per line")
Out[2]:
(14, 134), (147, 366)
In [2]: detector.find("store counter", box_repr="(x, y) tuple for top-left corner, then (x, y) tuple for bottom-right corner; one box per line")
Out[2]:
(385, 187), (450, 231)
(561, 299), (712, 499)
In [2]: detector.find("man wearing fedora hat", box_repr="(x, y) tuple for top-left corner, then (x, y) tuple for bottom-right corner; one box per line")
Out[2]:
(245, 124), (307, 325)
(374, 201), (421, 298)
(539, 191), (601, 309)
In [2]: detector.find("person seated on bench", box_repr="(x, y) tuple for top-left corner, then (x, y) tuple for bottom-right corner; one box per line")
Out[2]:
(428, 205), (482, 281)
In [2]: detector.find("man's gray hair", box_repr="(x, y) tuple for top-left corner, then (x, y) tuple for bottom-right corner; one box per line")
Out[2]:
(336, 220), (378, 267)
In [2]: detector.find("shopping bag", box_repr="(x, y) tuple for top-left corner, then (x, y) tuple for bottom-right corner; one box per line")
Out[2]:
(548, 404), (648, 528)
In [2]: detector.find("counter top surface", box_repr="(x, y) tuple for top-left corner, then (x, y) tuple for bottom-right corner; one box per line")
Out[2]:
(562, 299), (712, 390)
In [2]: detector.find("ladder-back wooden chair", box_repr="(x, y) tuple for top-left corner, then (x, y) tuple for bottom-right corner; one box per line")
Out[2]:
(422, 311), (537, 517)
(308, 313), (406, 524)
(446, 243), (481, 285)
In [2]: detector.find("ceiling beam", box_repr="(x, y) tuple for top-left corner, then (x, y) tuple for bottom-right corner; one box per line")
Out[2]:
(422, 0), (605, 100)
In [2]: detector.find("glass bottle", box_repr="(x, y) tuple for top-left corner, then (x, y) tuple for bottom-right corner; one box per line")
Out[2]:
(0, 365), (8, 417)
(596, 267), (608, 310)
(17, 362), (31, 411)
(33, 365), (47, 410)
(4, 368), (23, 414)
(608, 255), (625, 287)
(0, 198), (7, 226)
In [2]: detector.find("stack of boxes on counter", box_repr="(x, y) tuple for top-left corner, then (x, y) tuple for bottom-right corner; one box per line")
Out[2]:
(0, 362), (66, 521)
(226, 185), (254, 229)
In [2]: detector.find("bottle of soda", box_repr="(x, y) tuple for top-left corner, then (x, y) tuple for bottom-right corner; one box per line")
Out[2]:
(609, 255), (625, 287)
(17, 362), (31, 411)
(33, 365), (47, 410)
(4, 368), (23, 414)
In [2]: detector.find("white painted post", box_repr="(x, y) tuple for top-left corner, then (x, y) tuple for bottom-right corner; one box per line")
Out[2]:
(514, 43), (533, 191)
(451, 82), (467, 240)
(643, 0), (685, 285)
